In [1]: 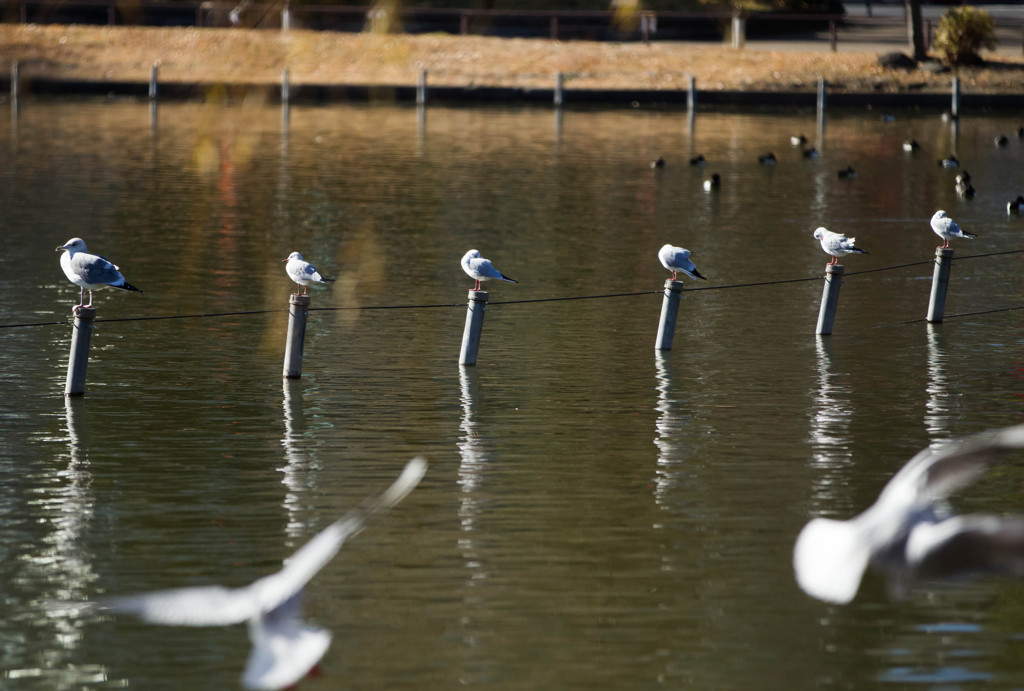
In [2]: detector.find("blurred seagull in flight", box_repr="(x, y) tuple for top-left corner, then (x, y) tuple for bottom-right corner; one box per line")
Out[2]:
(284, 252), (334, 296)
(97, 458), (427, 690)
(813, 227), (868, 265)
(794, 425), (1024, 604)
(658, 244), (706, 282)
(461, 249), (517, 291)
(55, 237), (142, 311)
(930, 210), (977, 249)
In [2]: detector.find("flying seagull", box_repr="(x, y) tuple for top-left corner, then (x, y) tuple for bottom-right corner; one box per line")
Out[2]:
(794, 425), (1024, 605)
(930, 210), (977, 249)
(658, 244), (706, 282)
(283, 252), (335, 296)
(461, 249), (517, 291)
(98, 458), (427, 690)
(55, 237), (142, 310)
(812, 227), (868, 265)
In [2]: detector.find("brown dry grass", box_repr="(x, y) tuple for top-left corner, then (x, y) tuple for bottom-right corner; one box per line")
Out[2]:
(4, 23), (1024, 94)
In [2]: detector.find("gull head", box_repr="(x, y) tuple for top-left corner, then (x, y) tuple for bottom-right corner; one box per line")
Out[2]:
(283, 251), (304, 264)
(793, 516), (872, 605)
(56, 237), (87, 254)
(812, 227), (827, 240)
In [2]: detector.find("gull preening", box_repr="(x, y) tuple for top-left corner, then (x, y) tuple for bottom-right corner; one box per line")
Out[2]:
(658, 244), (706, 282)
(461, 249), (517, 291)
(930, 210), (977, 249)
(284, 252), (334, 296)
(812, 227), (868, 265)
(794, 425), (1024, 605)
(55, 237), (142, 310)
(97, 458), (427, 690)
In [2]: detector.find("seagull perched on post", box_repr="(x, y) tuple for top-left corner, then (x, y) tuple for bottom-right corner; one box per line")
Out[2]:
(55, 237), (142, 311)
(812, 227), (868, 265)
(460, 249), (517, 291)
(658, 244), (706, 282)
(794, 424), (1024, 605)
(96, 458), (427, 691)
(930, 210), (977, 249)
(283, 252), (334, 296)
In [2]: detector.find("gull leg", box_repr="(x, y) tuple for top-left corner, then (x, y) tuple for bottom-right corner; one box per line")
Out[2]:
(85, 290), (94, 309)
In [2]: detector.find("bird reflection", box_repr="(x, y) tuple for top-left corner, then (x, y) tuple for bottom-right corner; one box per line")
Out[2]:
(807, 337), (854, 510)
(795, 424), (1024, 605)
(279, 379), (318, 540)
(925, 325), (957, 444)
(653, 353), (696, 506)
(457, 366), (488, 583)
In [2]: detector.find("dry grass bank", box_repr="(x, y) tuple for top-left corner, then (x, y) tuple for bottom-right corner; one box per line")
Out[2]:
(3, 23), (1024, 95)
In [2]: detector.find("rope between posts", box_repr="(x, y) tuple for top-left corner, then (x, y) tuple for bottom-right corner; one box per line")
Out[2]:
(3, 248), (1022, 330)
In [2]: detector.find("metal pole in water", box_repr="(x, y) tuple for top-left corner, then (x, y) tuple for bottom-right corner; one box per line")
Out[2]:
(655, 279), (685, 351)
(281, 66), (290, 103)
(459, 290), (489, 366)
(65, 307), (97, 397)
(687, 75), (696, 114)
(927, 247), (954, 323)
(816, 78), (827, 134)
(11, 60), (19, 113)
(149, 61), (159, 100)
(417, 69), (428, 106)
(951, 76), (960, 119)
(554, 72), (564, 108)
(283, 294), (310, 378)
(815, 264), (843, 335)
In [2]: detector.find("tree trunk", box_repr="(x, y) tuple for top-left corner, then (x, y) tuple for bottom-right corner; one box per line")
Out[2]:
(906, 0), (927, 60)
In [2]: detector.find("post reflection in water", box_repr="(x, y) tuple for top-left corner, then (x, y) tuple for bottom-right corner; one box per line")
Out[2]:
(806, 337), (854, 511)
(14, 400), (114, 687)
(925, 324), (955, 446)
(280, 378), (319, 540)
(652, 353), (696, 508)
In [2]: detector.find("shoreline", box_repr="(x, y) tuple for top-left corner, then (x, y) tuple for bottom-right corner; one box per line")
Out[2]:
(4, 24), (1024, 109)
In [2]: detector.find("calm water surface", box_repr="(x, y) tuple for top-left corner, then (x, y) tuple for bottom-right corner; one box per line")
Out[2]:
(1, 97), (1023, 689)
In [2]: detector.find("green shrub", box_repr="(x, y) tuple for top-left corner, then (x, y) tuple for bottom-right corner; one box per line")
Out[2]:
(933, 6), (997, 66)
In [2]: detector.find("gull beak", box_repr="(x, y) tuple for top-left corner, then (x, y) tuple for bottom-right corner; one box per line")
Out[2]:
(282, 258), (289, 263)
(55, 245), (66, 252)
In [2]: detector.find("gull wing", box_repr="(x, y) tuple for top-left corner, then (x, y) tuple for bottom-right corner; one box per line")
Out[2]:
(906, 514), (1024, 579)
(882, 425), (1024, 507)
(102, 584), (260, 626)
(71, 252), (123, 285)
(252, 457), (427, 613)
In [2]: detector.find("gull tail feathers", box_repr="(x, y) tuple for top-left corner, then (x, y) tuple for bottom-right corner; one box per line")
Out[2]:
(116, 282), (144, 294)
(793, 517), (872, 605)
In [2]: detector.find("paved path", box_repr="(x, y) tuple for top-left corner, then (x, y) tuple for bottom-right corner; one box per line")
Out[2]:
(744, 2), (1024, 56)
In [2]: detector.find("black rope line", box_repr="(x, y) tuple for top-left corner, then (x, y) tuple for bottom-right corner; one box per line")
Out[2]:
(877, 303), (1024, 328)
(3, 248), (1022, 330)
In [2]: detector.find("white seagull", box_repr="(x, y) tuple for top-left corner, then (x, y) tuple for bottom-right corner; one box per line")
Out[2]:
(461, 249), (517, 291)
(794, 425), (1024, 605)
(930, 210), (977, 249)
(658, 244), (706, 282)
(283, 252), (334, 296)
(55, 237), (142, 310)
(812, 227), (868, 265)
(98, 458), (427, 690)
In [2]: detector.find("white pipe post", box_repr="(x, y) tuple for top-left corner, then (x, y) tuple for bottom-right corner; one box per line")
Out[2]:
(281, 66), (290, 103)
(11, 60), (19, 101)
(655, 279), (685, 350)
(65, 307), (97, 397)
(927, 247), (954, 323)
(951, 76), (961, 119)
(417, 69), (428, 105)
(459, 290), (488, 366)
(815, 264), (843, 335)
(554, 72), (564, 108)
(283, 294), (310, 378)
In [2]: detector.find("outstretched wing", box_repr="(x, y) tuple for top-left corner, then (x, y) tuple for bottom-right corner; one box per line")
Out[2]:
(102, 584), (260, 626)
(252, 457), (427, 612)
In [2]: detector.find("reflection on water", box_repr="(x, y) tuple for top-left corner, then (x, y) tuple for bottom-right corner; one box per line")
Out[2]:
(280, 378), (319, 540)
(806, 337), (854, 511)
(457, 366), (487, 565)
(925, 324), (956, 446)
(652, 352), (695, 507)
